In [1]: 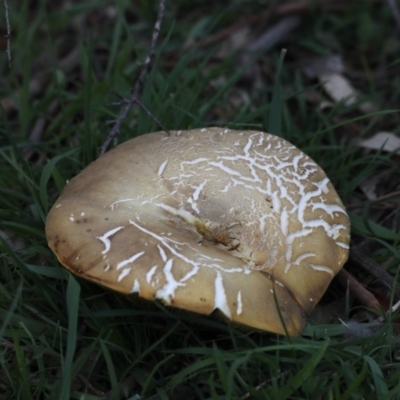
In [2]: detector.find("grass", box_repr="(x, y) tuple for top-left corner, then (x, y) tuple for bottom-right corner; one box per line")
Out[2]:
(1, 0), (400, 399)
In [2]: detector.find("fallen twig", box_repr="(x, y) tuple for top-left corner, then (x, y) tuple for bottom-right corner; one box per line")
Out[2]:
(104, 374), (137, 399)
(347, 189), (400, 209)
(77, 374), (106, 398)
(193, 1), (367, 50)
(238, 16), (300, 81)
(240, 370), (291, 400)
(24, 99), (60, 162)
(348, 247), (400, 301)
(0, 47), (80, 114)
(1, 0), (11, 67)
(387, 0), (400, 31)
(335, 268), (381, 310)
(100, 0), (169, 155)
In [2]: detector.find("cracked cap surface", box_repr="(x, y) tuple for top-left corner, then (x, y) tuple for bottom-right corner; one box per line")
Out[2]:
(45, 128), (350, 335)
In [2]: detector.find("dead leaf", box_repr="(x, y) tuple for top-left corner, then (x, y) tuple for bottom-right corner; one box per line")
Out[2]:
(216, 27), (251, 58)
(0, 230), (25, 251)
(300, 55), (377, 113)
(357, 132), (400, 153)
(318, 72), (377, 113)
(301, 54), (344, 78)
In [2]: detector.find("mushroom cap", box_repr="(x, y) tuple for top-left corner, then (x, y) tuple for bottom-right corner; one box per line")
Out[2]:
(45, 128), (350, 335)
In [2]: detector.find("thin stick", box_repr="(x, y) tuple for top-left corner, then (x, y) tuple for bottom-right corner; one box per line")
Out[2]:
(348, 247), (400, 301)
(100, 0), (168, 155)
(1, 0), (11, 67)
(347, 189), (400, 209)
(194, 1), (357, 50)
(240, 370), (290, 400)
(387, 0), (400, 30)
(391, 298), (400, 314)
(377, 298), (400, 324)
(134, 97), (169, 133)
(335, 268), (381, 310)
(77, 374), (106, 398)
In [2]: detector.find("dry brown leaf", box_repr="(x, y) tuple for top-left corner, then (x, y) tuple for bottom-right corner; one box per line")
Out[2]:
(357, 132), (400, 153)
(318, 72), (377, 113)
(216, 27), (251, 58)
(300, 55), (377, 113)
(301, 54), (344, 78)
(357, 170), (393, 201)
(0, 230), (25, 252)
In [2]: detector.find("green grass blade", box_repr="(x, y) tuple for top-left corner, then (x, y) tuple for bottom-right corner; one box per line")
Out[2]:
(99, 338), (119, 398)
(141, 354), (175, 396)
(11, 328), (33, 399)
(364, 355), (389, 399)
(212, 342), (231, 395)
(39, 148), (77, 215)
(0, 283), (23, 341)
(341, 359), (368, 400)
(59, 274), (81, 400)
(279, 339), (330, 398)
(268, 49), (287, 136)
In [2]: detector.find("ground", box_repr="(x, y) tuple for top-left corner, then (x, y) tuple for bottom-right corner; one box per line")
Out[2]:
(1, 1), (400, 399)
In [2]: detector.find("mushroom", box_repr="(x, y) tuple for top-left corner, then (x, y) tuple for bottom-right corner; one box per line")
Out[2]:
(45, 128), (350, 336)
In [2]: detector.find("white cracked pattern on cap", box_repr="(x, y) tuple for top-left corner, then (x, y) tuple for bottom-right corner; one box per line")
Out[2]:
(45, 128), (350, 336)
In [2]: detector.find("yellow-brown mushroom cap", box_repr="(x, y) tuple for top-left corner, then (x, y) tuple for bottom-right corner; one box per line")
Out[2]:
(45, 128), (350, 336)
